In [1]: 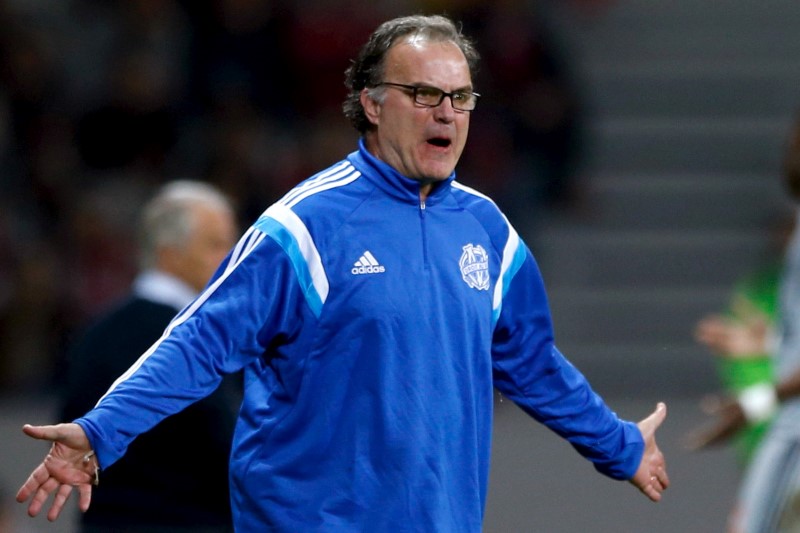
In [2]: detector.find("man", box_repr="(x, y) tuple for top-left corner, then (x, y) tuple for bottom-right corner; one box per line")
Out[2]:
(17, 15), (668, 532)
(693, 265), (778, 466)
(688, 112), (800, 532)
(59, 180), (240, 532)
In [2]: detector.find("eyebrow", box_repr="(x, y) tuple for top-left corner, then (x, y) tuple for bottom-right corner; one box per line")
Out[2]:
(414, 82), (475, 92)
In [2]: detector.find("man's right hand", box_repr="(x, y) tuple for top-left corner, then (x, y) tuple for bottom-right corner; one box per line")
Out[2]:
(15, 423), (98, 522)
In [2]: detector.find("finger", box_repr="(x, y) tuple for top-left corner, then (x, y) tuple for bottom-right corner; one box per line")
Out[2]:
(47, 484), (73, 522)
(22, 424), (62, 442)
(695, 324), (726, 343)
(28, 476), (59, 517)
(654, 402), (667, 423)
(649, 462), (669, 491)
(16, 463), (50, 503)
(695, 317), (726, 338)
(23, 423), (87, 450)
(649, 475), (665, 493)
(77, 483), (93, 512)
(649, 477), (665, 501)
(46, 423), (91, 453)
(642, 482), (662, 503)
(658, 465), (671, 489)
(640, 402), (667, 434)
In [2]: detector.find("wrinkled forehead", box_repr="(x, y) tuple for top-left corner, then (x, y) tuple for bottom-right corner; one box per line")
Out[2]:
(384, 38), (472, 86)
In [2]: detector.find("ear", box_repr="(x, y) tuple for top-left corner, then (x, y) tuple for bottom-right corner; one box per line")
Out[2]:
(360, 88), (381, 127)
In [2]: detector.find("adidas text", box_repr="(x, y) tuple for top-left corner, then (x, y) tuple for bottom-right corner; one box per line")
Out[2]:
(352, 265), (386, 275)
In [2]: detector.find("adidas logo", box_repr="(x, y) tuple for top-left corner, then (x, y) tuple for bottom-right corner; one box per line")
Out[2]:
(351, 251), (386, 275)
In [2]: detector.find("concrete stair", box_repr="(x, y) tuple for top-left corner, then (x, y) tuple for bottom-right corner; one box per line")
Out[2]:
(532, 0), (800, 398)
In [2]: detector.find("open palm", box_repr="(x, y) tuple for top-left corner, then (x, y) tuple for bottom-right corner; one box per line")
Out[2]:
(15, 423), (98, 522)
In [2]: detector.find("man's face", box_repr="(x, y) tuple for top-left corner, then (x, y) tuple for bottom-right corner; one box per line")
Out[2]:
(362, 38), (473, 184)
(173, 203), (237, 292)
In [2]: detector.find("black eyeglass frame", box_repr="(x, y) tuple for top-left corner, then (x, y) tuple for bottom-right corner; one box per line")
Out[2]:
(374, 82), (481, 112)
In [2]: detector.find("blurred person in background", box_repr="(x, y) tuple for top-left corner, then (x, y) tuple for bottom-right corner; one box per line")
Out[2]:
(692, 212), (795, 466)
(59, 180), (240, 533)
(689, 111), (800, 532)
(16, 15), (667, 532)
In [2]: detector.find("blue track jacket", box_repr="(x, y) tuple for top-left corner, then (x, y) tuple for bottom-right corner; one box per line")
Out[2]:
(77, 140), (644, 532)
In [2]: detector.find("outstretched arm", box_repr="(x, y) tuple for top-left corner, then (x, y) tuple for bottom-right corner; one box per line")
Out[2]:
(686, 369), (800, 450)
(15, 423), (99, 522)
(629, 402), (670, 502)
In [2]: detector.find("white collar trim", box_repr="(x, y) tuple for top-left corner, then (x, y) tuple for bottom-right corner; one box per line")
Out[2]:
(132, 270), (197, 310)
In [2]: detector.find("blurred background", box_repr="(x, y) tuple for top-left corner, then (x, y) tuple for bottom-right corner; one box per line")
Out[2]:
(1, 0), (800, 531)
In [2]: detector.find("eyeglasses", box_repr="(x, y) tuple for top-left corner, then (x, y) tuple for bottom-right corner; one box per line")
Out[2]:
(375, 82), (480, 112)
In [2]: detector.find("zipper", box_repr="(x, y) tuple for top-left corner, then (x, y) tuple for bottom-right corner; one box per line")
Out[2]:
(419, 198), (429, 269)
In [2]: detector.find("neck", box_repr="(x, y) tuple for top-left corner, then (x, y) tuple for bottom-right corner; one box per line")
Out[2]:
(419, 182), (435, 202)
(362, 135), (440, 202)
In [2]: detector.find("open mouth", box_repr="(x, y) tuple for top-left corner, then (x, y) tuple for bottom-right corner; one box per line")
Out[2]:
(427, 137), (452, 148)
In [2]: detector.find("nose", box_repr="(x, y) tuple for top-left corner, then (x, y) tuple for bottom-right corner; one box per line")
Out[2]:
(433, 96), (457, 123)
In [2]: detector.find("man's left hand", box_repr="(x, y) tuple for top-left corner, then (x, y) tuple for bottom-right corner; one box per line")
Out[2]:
(630, 402), (669, 502)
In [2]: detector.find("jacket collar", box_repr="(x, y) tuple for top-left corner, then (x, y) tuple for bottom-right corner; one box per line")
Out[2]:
(347, 138), (456, 205)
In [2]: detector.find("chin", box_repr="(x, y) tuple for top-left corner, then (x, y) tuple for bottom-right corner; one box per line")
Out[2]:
(423, 163), (456, 181)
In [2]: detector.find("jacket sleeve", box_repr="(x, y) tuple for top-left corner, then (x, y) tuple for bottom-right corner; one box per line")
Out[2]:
(76, 225), (308, 469)
(491, 240), (644, 480)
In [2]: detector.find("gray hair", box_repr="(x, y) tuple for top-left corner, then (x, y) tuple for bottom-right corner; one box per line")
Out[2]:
(138, 180), (232, 269)
(342, 14), (480, 134)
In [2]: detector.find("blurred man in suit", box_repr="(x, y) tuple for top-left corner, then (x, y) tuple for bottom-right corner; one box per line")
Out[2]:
(60, 180), (240, 532)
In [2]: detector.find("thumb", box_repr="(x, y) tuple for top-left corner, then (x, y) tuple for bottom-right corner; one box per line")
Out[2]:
(638, 402), (668, 436)
(22, 423), (89, 449)
(22, 424), (62, 441)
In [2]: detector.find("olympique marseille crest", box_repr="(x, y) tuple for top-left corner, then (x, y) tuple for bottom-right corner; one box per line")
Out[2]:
(459, 243), (490, 291)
